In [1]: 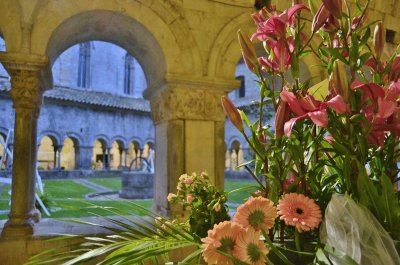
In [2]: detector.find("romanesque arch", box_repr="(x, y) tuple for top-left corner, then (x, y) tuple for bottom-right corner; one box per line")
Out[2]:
(0, 1), (21, 53)
(60, 137), (78, 170)
(29, 0), (202, 88)
(37, 135), (59, 170)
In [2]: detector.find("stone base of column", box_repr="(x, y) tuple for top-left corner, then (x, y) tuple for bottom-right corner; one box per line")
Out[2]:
(1, 220), (34, 239)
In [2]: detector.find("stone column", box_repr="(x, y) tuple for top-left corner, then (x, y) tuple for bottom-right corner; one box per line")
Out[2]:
(229, 149), (233, 171)
(145, 78), (238, 216)
(118, 148), (123, 168)
(123, 148), (128, 168)
(53, 146), (58, 170)
(106, 147), (111, 169)
(0, 52), (51, 238)
(102, 148), (106, 169)
(74, 146), (80, 169)
(79, 146), (93, 169)
(57, 145), (63, 170)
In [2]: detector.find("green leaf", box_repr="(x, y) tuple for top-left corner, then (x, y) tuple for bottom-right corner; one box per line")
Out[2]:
(315, 248), (333, 265)
(359, 27), (371, 47)
(323, 245), (359, 265)
(239, 110), (251, 128)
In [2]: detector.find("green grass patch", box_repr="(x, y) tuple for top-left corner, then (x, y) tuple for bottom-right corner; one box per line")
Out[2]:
(224, 179), (259, 204)
(43, 180), (95, 199)
(0, 199), (9, 219)
(0, 184), (11, 199)
(88, 177), (121, 191)
(48, 199), (153, 218)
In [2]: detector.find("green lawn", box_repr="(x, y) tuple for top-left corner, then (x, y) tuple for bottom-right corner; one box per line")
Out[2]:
(48, 199), (153, 218)
(43, 180), (95, 198)
(88, 177), (121, 190)
(224, 179), (259, 204)
(0, 179), (151, 219)
(0, 178), (258, 219)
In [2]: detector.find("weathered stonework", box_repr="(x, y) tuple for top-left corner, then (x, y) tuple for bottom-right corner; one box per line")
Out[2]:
(0, 53), (51, 239)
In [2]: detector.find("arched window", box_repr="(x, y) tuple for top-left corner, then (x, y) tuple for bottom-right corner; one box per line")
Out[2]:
(37, 136), (58, 170)
(61, 137), (78, 170)
(236, 75), (245, 98)
(124, 53), (135, 95)
(77, 42), (91, 88)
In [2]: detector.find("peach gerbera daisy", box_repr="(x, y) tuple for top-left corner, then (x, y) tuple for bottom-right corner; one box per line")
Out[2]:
(233, 197), (277, 231)
(233, 228), (268, 265)
(201, 221), (245, 265)
(277, 193), (322, 231)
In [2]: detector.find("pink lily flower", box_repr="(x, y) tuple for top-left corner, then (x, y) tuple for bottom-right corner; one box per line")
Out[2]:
(259, 38), (293, 73)
(251, 4), (309, 41)
(352, 80), (400, 146)
(312, 2), (340, 33)
(390, 56), (400, 82)
(352, 81), (385, 102)
(280, 91), (347, 136)
(322, 0), (342, 18)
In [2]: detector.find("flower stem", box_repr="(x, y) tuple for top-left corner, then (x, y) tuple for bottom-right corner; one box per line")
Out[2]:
(295, 229), (303, 263)
(263, 231), (294, 265)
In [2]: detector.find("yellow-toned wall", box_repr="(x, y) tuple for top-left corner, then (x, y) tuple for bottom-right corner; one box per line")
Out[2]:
(37, 136), (55, 170)
(0, 134), (5, 169)
(61, 138), (75, 170)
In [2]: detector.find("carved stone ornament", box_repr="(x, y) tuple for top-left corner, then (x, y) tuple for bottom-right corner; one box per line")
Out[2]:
(150, 86), (227, 123)
(148, 76), (240, 123)
(0, 52), (52, 109)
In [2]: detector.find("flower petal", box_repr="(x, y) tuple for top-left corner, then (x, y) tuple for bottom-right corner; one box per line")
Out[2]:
(378, 98), (396, 119)
(326, 95), (348, 113)
(284, 115), (307, 136)
(308, 110), (328, 127)
(280, 91), (306, 116)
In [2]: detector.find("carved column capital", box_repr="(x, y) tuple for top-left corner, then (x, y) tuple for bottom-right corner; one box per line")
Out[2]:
(0, 52), (52, 110)
(148, 76), (240, 123)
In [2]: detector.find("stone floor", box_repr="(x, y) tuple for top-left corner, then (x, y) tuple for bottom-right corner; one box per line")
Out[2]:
(0, 215), (146, 236)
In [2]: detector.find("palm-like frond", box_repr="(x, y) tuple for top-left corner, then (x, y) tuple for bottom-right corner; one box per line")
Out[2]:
(27, 201), (202, 265)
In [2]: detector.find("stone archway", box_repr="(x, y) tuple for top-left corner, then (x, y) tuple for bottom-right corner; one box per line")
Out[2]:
(0, 1), (250, 244)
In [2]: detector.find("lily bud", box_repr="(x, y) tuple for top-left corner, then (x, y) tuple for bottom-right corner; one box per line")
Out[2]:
(275, 101), (290, 139)
(221, 96), (244, 133)
(322, 0), (342, 18)
(238, 30), (258, 73)
(329, 60), (349, 102)
(312, 4), (330, 33)
(373, 22), (385, 60)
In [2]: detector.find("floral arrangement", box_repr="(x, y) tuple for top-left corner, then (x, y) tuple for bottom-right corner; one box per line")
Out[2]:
(28, 0), (400, 264)
(167, 172), (230, 238)
(207, 0), (400, 263)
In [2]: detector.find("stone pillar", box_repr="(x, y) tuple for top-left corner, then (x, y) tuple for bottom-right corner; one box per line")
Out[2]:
(123, 148), (128, 168)
(229, 149), (233, 171)
(0, 52), (51, 238)
(106, 147), (111, 169)
(57, 145), (63, 170)
(102, 148), (106, 169)
(53, 146), (57, 170)
(145, 78), (238, 216)
(74, 146), (80, 169)
(118, 148), (123, 168)
(79, 146), (93, 169)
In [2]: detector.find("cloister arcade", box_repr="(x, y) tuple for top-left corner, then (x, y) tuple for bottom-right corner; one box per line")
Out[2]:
(36, 135), (155, 171)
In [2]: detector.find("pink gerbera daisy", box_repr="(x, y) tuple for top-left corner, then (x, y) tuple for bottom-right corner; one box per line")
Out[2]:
(277, 193), (322, 231)
(233, 197), (277, 231)
(233, 228), (269, 265)
(201, 221), (245, 265)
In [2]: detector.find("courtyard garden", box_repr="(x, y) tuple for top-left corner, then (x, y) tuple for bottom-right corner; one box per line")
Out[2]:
(0, 177), (256, 219)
